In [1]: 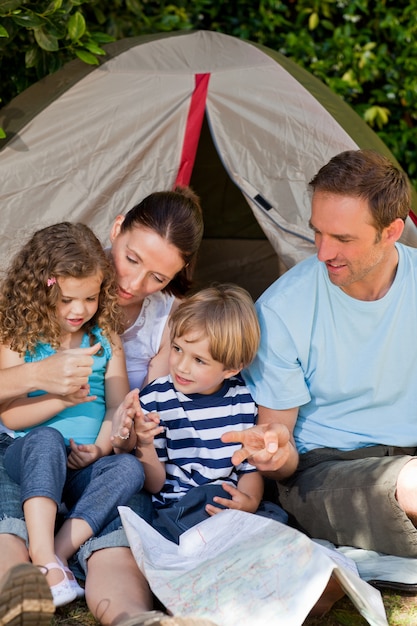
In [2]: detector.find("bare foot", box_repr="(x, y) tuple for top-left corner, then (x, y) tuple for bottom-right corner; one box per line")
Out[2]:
(308, 575), (345, 617)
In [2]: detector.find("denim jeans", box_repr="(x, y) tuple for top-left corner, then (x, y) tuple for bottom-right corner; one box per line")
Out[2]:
(152, 483), (289, 544)
(4, 426), (145, 535)
(0, 433), (27, 541)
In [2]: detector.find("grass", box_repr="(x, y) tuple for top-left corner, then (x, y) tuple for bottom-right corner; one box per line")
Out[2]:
(52, 590), (417, 625)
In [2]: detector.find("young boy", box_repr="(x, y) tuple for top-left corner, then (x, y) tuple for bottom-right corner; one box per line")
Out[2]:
(113, 283), (287, 542)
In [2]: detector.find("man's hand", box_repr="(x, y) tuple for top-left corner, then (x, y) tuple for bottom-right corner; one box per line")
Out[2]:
(221, 422), (293, 474)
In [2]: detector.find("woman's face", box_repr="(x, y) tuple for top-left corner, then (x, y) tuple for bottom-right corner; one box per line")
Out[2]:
(110, 217), (185, 307)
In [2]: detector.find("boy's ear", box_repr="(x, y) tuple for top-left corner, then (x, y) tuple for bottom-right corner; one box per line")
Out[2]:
(223, 366), (242, 380)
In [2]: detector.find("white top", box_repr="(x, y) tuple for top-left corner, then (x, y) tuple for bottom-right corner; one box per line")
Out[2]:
(122, 290), (176, 390)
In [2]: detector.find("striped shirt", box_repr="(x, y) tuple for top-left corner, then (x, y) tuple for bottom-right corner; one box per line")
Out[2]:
(139, 374), (257, 507)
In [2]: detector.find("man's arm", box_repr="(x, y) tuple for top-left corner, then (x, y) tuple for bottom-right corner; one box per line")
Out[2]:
(0, 343), (100, 404)
(222, 406), (299, 481)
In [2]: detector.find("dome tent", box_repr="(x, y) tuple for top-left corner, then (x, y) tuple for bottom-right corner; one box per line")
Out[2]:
(1, 30), (416, 297)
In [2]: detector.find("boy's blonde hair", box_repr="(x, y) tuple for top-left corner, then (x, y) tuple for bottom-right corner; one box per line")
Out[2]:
(169, 284), (260, 371)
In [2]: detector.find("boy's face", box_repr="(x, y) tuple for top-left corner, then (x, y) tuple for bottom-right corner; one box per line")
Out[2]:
(169, 330), (239, 396)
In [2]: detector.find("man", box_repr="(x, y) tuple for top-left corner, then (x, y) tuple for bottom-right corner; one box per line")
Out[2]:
(225, 149), (417, 558)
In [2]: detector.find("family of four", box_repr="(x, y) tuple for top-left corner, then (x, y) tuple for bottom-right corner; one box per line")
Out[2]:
(1, 149), (417, 626)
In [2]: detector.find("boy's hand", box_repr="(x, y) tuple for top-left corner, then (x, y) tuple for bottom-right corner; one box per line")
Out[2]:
(205, 482), (259, 515)
(134, 410), (164, 447)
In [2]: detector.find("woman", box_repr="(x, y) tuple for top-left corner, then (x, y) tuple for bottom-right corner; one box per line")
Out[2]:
(0, 187), (215, 626)
(85, 187), (210, 626)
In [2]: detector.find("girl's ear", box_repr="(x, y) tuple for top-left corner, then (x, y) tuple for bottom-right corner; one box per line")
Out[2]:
(110, 215), (125, 243)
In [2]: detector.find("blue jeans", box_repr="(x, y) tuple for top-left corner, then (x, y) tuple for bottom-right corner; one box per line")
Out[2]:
(0, 433), (27, 541)
(152, 483), (289, 544)
(0, 431), (153, 577)
(4, 427), (145, 535)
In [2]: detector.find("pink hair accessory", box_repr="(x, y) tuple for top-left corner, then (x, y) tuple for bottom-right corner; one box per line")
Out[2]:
(47, 277), (56, 287)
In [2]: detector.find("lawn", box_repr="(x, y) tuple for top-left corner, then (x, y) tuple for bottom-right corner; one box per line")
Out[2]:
(53, 590), (417, 626)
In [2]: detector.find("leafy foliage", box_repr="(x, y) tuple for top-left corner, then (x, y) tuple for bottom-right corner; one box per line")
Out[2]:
(1, 0), (417, 188)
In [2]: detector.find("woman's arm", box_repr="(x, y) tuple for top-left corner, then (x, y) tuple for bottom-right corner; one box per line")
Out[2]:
(0, 344), (92, 429)
(0, 344), (99, 405)
(143, 297), (181, 387)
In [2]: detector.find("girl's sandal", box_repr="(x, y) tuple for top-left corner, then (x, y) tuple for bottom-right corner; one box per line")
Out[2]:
(55, 557), (85, 599)
(38, 562), (77, 607)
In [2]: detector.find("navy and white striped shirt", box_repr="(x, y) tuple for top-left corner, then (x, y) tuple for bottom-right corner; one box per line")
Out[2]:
(139, 374), (257, 507)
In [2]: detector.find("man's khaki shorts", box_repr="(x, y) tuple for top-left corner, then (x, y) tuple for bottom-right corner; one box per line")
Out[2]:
(277, 445), (417, 557)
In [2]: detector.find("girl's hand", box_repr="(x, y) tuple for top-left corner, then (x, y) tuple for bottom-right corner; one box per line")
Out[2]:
(67, 438), (102, 469)
(61, 384), (96, 407)
(205, 482), (260, 516)
(134, 410), (164, 447)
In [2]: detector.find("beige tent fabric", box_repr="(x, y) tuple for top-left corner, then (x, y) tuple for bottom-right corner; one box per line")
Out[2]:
(1, 30), (416, 283)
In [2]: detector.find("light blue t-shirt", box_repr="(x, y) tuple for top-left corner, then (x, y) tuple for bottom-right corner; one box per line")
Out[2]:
(15, 327), (112, 445)
(243, 243), (417, 453)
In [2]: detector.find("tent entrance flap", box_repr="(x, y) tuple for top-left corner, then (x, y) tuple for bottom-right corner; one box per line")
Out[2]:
(175, 73), (211, 187)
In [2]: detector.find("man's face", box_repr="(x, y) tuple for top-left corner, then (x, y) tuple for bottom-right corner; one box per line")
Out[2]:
(309, 191), (394, 299)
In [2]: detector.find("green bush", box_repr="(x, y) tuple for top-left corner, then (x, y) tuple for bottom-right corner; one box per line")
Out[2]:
(1, 0), (417, 188)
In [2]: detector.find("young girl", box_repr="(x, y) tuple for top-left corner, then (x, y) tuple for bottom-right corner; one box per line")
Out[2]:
(0, 223), (145, 607)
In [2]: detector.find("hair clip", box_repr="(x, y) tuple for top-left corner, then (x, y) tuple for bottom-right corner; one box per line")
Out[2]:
(47, 277), (56, 287)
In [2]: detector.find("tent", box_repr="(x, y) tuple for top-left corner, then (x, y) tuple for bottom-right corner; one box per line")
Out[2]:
(1, 29), (416, 298)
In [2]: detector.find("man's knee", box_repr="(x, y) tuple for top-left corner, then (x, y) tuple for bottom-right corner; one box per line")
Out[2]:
(396, 458), (417, 520)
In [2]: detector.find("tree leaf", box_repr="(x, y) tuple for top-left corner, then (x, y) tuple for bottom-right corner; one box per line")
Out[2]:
(74, 48), (99, 64)
(43, 0), (63, 16)
(308, 12), (319, 31)
(0, 23), (8, 37)
(12, 13), (45, 28)
(83, 40), (105, 55)
(0, 0), (24, 15)
(67, 11), (86, 42)
(0, 127), (6, 138)
(34, 27), (59, 51)
(25, 45), (39, 68)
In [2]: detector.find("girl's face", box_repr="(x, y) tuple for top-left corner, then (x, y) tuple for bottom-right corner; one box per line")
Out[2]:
(110, 219), (185, 307)
(169, 330), (239, 396)
(56, 273), (102, 335)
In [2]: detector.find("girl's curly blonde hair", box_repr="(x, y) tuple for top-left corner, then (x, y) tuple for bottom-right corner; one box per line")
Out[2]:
(0, 222), (123, 355)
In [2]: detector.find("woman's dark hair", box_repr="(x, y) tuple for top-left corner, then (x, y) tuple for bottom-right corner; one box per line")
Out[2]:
(120, 186), (204, 296)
